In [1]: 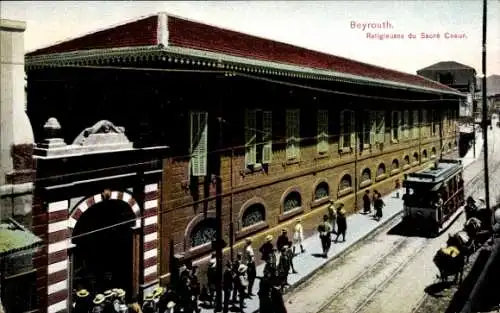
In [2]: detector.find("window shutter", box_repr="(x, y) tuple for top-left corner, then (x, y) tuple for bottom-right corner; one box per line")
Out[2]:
(422, 110), (428, 137)
(245, 109), (257, 165)
(339, 111), (345, 148)
(369, 110), (376, 145)
(403, 110), (409, 139)
(190, 111), (208, 176)
(378, 111), (385, 143)
(412, 110), (419, 138)
(397, 111), (402, 140)
(262, 111), (272, 163)
(350, 111), (356, 149)
(286, 110), (299, 159)
(295, 110), (301, 158)
(317, 110), (328, 153)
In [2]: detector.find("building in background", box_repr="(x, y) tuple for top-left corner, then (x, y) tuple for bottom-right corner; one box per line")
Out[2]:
(24, 13), (464, 313)
(417, 61), (478, 119)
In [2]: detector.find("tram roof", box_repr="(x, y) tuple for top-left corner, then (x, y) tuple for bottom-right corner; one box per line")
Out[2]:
(24, 13), (464, 97)
(404, 159), (462, 186)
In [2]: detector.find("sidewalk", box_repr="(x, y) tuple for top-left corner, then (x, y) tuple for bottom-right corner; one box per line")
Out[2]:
(199, 143), (484, 313)
(200, 188), (406, 313)
(461, 130), (484, 168)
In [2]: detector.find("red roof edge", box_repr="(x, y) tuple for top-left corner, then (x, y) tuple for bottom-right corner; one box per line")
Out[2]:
(26, 14), (160, 57)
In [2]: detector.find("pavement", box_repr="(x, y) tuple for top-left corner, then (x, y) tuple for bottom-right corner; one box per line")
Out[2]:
(199, 143), (483, 313)
(461, 130), (484, 168)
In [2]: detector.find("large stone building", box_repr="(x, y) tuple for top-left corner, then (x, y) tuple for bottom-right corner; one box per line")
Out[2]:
(24, 13), (464, 313)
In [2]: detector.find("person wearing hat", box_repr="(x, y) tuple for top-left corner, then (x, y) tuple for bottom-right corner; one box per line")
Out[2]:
(158, 284), (178, 313)
(465, 196), (478, 220)
(231, 252), (243, 304)
(235, 264), (248, 311)
(270, 279), (287, 313)
(74, 289), (91, 313)
(141, 294), (155, 313)
(327, 199), (337, 235)
(276, 229), (292, 252)
(222, 261), (234, 313)
(293, 218), (305, 255)
(207, 253), (217, 303)
(334, 203), (348, 243)
(259, 235), (274, 263)
(92, 294), (106, 313)
(318, 214), (333, 258)
(243, 238), (257, 297)
(277, 244), (291, 290)
(188, 265), (201, 313)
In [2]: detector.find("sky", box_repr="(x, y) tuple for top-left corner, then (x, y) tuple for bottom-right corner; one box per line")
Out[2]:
(1, 1), (499, 76)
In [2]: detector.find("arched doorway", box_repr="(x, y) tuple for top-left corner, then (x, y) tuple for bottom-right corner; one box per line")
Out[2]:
(71, 199), (136, 296)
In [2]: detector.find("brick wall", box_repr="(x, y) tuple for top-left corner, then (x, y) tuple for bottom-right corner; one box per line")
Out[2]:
(158, 119), (459, 283)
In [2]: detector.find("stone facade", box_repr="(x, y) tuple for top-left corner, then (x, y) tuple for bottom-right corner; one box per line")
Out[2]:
(31, 119), (166, 313)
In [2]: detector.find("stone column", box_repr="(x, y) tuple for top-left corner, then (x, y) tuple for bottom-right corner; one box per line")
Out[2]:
(0, 19), (34, 225)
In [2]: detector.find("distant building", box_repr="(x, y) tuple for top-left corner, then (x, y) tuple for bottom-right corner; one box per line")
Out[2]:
(417, 61), (478, 118)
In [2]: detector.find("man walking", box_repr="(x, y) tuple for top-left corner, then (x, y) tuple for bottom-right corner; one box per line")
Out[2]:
(334, 204), (347, 242)
(363, 190), (372, 214)
(318, 215), (333, 258)
(244, 238), (257, 297)
(327, 200), (337, 235)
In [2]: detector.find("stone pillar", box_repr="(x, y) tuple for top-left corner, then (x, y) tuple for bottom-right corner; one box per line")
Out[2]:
(0, 19), (35, 225)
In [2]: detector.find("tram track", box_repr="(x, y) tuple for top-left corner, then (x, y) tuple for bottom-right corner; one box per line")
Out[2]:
(316, 235), (430, 313)
(286, 129), (500, 313)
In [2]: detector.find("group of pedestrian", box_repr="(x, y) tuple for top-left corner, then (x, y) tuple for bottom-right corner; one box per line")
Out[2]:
(317, 200), (348, 258)
(363, 189), (385, 221)
(72, 288), (142, 313)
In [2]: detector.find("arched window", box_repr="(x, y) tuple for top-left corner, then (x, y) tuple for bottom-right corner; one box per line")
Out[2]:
(190, 218), (217, 248)
(413, 152), (419, 162)
(377, 163), (386, 176)
(392, 159), (399, 170)
(314, 182), (330, 200)
(423, 149), (428, 159)
(431, 147), (437, 156)
(361, 168), (371, 182)
(404, 155), (410, 165)
(242, 204), (266, 228)
(283, 191), (302, 212)
(339, 174), (352, 190)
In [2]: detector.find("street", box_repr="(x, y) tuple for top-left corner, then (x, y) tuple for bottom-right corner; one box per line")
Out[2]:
(284, 120), (500, 313)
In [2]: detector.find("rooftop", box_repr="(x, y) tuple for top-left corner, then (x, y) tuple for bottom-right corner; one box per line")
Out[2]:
(418, 61), (476, 72)
(25, 12), (462, 96)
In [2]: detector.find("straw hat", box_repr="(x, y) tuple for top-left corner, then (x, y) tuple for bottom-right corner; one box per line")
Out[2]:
(152, 287), (165, 298)
(103, 290), (114, 298)
(115, 289), (126, 298)
(209, 258), (216, 265)
(76, 289), (89, 298)
(144, 294), (154, 301)
(265, 235), (273, 241)
(167, 301), (176, 309)
(282, 228), (287, 233)
(93, 294), (106, 305)
(245, 237), (252, 244)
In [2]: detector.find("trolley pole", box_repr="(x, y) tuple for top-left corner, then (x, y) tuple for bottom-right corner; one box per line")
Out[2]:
(481, 0), (491, 216)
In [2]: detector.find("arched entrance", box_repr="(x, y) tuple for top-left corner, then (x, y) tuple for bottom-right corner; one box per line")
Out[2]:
(71, 199), (136, 296)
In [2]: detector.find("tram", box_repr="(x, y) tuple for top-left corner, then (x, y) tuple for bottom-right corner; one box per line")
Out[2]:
(402, 159), (465, 235)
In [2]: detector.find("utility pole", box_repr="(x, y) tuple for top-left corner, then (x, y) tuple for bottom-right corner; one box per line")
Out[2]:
(481, 0), (491, 216)
(214, 116), (224, 313)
